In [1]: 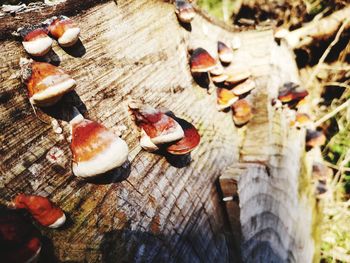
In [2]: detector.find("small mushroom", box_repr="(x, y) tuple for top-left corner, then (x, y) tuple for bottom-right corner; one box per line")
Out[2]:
(231, 78), (255, 96)
(211, 74), (228, 84)
(70, 114), (129, 178)
(218, 41), (234, 64)
(11, 194), (66, 228)
(129, 102), (184, 146)
(18, 26), (53, 57)
(232, 99), (253, 126)
(175, 0), (195, 23)
(306, 129), (326, 149)
(166, 117), (200, 155)
(293, 112), (312, 127)
(217, 88), (238, 111)
(0, 210), (42, 263)
(48, 16), (80, 47)
(210, 63), (224, 76)
(224, 69), (251, 86)
(20, 58), (76, 107)
(278, 82), (308, 106)
(190, 48), (217, 73)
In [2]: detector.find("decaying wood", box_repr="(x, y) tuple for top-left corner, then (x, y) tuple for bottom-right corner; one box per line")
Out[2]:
(0, 0), (317, 262)
(219, 31), (316, 262)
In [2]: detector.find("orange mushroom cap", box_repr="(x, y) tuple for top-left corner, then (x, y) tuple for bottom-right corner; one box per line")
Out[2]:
(12, 194), (65, 228)
(217, 88), (238, 110)
(190, 48), (217, 73)
(232, 99), (253, 126)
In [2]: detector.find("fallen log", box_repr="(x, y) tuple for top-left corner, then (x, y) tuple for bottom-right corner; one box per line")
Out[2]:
(0, 0), (317, 262)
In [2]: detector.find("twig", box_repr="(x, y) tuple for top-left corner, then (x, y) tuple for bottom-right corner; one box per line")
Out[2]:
(305, 19), (350, 88)
(314, 100), (349, 127)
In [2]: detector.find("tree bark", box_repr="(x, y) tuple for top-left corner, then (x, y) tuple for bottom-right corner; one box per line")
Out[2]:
(0, 0), (316, 262)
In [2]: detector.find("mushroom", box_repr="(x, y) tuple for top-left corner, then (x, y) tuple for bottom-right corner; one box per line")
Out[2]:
(175, 0), (195, 23)
(129, 102), (184, 147)
(11, 194), (66, 228)
(231, 36), (241, 50)
(190, 48), (217, 73)
(217, 88), (238, 111)
(211, 74), (228, 84)
(70, 114), (129, 178)
(139, 129), (159, 152)
(231, 78), (256, 96)
(278, 82), (308, 107)
(232, 99), (253, 126)
(293, 112), (312, 127)
(20, 58), (76, 107)
(0, 209), (42, 263)
(18, 26), (53, 57)
(224, 69), (251, 86)
(210, 63), (224, 76)
(166, 117), (200, 155)
(48, 16), (80, 47)
(306, 129), (326, 149)
(218, 41), (234, 64)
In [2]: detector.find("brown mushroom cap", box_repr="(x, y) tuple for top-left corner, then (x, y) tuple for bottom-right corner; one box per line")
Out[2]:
(129, 103), (184, 145)
(217, 88), (238, 110)
(48, 16), (80, 47)
(20, 59), (76, 107)
(166, 117), (200, 155)
(232, 78), (256, 96)
(210, 64), (224, 76)
(306, 129), (326, 148)
(295, 113), (311, 125)
(190, 48), (217, 73)
(175, 0), (195, 23)
(224, 69), (251, 86)
(232, 99), (253, 126)
(70, 118), (129, 178)
(19, 26), (52, 57)
(218, 41), (234, 64)
(278, 82), (308, 103)
(12, 194), (66, 228)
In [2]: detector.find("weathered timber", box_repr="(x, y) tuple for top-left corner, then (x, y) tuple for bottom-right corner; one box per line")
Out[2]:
(219, 31), (316, 262)
(0, 0), (316, 262)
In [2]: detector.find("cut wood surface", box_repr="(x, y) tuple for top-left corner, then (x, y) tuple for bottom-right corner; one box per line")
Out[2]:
(0, 0), (316, 262)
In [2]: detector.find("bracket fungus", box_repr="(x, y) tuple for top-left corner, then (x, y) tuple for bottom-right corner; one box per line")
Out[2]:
(70, 113), (129, 178)
(11, 194), (66, 228)
(20, 58), (76, 107)
(175, 0), (195, 24)
(48, 16), (81, 47)
(129, 102), (200, 155)
(166, 117), (200, 155)
(232, 99), (253, 126)
(211, 73), (228, 84)
(190, 48), (217, 73)
(216, 88), (238, 111)
(278, 82), (308, 108)
(224, 69), (251, 86)
(231, 78), (256, 96)
(18, 26), (53, 57)
(0, 210), (42, 263)
(218, 41), (234, 64)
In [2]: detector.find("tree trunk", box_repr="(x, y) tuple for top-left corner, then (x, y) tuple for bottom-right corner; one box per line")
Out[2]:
(0, 0), (316, 262)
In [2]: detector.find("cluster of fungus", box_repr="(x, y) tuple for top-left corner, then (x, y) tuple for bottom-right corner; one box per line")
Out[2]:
(18, 15), (80, 57)
(276, 82), (326, 150)
(189, 40), (254, 127)
(129, 102), (200, 156)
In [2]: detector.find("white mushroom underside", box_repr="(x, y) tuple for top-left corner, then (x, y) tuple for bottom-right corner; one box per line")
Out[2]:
(72, 137), (129, 178)
(219, 53), (233, 63)
(22, 37), (52, 56)
(48, 213), (66, 228)
(150, 121), (184, 145)
(140, 129), (159, 152)
(30, 77), (76, 106)
(232, 79), (255, 95)
(58, 27), (80, 47)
